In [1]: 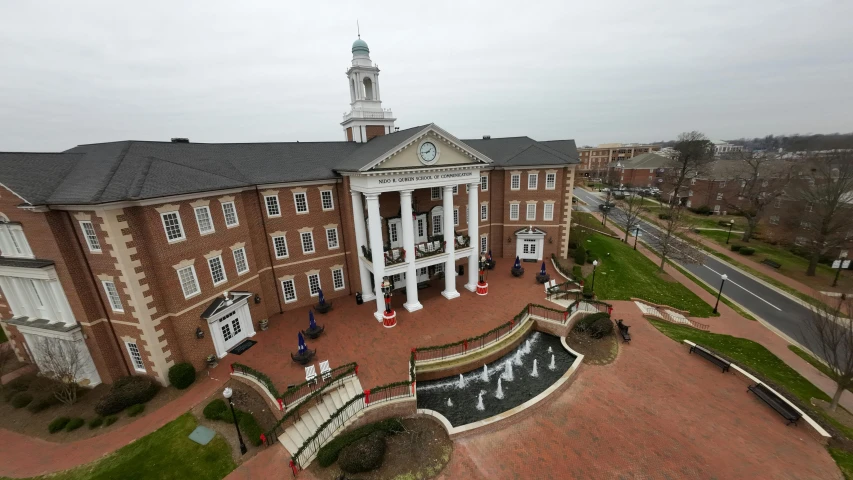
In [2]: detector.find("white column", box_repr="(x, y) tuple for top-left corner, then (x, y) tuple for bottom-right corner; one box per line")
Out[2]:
(442, 185), (459, 299)
(465, 182), (479, 292)
(400, 190), (422, 312)
(350, 191), (375, 301)
(365, 193), (386, 321)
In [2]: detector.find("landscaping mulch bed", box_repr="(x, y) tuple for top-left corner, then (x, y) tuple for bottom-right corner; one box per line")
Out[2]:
(566, 330), (618, 365)
(0, 373), (183, 442)
(813, 398), (853, 429)
(311, 417), (452, 480)
(190, 379), (278, 463)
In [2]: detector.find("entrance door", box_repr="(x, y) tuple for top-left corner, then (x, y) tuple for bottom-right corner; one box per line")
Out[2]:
(388, 219), (402, 248)
(219, 310), (246, 351)
(414, 214), (428, 243)
(521, 239), (537, 259)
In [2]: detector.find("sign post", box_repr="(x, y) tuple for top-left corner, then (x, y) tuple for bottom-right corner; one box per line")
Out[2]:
(832, 251), (850, 288)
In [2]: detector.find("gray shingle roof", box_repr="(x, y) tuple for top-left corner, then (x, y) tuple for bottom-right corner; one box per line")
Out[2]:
(611, 152), (674, 170)
(0, 129), (579, 206)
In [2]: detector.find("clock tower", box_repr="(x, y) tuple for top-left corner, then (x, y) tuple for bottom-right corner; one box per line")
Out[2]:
(342, 36), (396, 143)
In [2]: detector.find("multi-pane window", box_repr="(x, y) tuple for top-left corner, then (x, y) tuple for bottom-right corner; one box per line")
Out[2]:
(307, 273), (321, 297)
(452, 185), (458, 195)
(390, 222), (398, 243)
(481, 204), (488, 221)
(222, 202), (239, 227)
(195, 206), (214, 234)
(80, 221), (101, 252)
(480, 235), (487, 253)
(509, 204), (520, 221)
(544, 203), (554, 221)
(326, 228), (339, 249)
(161, 212), (185, 242)
(102, 280), (123, 312)
(417, 218), (425, 237)
(265, 195), (281, 217)
(273, 235), (288, 258)
(526, 204), (536, 221)
(0, 224), (31, 258)
(431, 187), (442, 200)
(281, 279), (297, 303)
(233, 247), (249, 274)
(321, 191), (334, 211)
(453, 208), (459, 226)
(528, 173), (538, 190)
(177, 265), (200, 298)
(294, 192), (309, 214)
(332, 268), (345, 290)
(300, 232), (315, 254)
(432, 214), (442, 235)
(510, 174), (520, 190)
(480, 176), (488, 191)
(545, 173), (556, 190)
(208, 256), (227, 286)
(126, 342), (145, 372)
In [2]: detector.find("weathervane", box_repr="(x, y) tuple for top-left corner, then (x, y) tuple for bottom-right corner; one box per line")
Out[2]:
(357, 20), (360, 38)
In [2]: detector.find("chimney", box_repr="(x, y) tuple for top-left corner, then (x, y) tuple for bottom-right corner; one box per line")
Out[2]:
(171, 138), (190, 143)
(482, 135), (491, 140)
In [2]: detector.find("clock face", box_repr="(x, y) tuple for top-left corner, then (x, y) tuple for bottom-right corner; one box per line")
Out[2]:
(419, 141), (438, 164)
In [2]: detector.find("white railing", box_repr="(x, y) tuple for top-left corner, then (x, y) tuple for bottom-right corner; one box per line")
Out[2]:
(342, 109), (394, 121)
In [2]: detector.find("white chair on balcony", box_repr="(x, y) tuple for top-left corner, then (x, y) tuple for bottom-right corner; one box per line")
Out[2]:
(319, 360), (331, 381)
(392, 249), (401, 263)
(427, 242), (435, 253)
(305, 365), (317, 385)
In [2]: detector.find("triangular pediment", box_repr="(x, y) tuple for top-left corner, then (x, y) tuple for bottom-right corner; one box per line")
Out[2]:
(361, 124), (492, 172)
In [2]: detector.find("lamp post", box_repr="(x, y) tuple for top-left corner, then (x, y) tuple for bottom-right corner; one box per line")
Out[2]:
(633, 226), (640, 251)
(713, 274), (728, 314)
(591, 260), (599, 292)
(725, 220), (735, 244)
(833, 251), (849, 288)
(222, 387), (247, 455)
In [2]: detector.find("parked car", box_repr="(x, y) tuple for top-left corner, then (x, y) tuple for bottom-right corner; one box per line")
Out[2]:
(598, 202), (616, 212)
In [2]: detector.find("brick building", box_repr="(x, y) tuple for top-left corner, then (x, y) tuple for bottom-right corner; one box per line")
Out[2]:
(576, 143), (660, 183)
(0, 38), (579, 386)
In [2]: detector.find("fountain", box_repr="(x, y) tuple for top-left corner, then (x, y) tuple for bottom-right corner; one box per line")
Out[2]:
(531, 359), (539, 377)
(476, 390), (486, 411)
(513, 350), (523, 366)
(458, 374), (465, 389)
(495, 378), (505, 399)
(502, 359), (514, 381)
(447, 398), (453, 407)
(522, 339), (532, 354)
(482, 364), (489, 382)
(549, 354), (556, 371)
(548, 346), (553, 354)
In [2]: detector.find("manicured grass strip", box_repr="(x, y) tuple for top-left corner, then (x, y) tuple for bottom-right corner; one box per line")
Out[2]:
(669, 261), (757, 321)
(7, 413), (236, 480)
(786, 344), (850, 392)
(830, 448), (853, 480)
(581, 233), (716, 317)
(647, 319), (829, 403)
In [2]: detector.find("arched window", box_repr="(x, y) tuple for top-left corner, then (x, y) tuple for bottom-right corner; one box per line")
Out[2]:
(363, 77), (373, 100)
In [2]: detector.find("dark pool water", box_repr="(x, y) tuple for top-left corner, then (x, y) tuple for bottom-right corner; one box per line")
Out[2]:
(416, 331), (575, 427)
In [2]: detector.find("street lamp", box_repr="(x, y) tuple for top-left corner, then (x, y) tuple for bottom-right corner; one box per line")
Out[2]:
(591, 260), (599, 292)
(633, 226), (640, 250)
(222, 387), (247, 455)
(833, 251), (849, 288)
(713, 274), (728, 314)
(725, 219), (735, 244)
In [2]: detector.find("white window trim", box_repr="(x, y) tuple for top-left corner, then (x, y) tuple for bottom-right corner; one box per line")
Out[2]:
(432, 214), (443, 235)
(160, 211), (186, 243)
(273, 235), (289, 259)
(281, 279), (297, 303)
(300, 231), (316, 255)
(293, 192), (309, 214)
(480, 176), (489, 191)
(526, 203), (536, 221)
(480, 204), (488, 221)
(431, 187), (442, 200)
(307, 273), (321, 297)
(543, 203), (554, 221)
(332, 268), (345, 291)
(221, 201), (239, 228)
(177, 265), (201, 299)
(194, 206), (215, 235)
(233, 247), (249, 275)
(528, 173), (538, 190)
(480, 234), (488, 253)
(545, 173), (557, 190)
(265, 195), (281, 218)
(510, 174), (521, 191)
(80, 221), (101, 253)
(320, 190), (335, 211)
(207, 256), (227, 286)
(453, 207), (459, 227)
(509, 203), (520, 221)
(326, 227), (339, 250)
(125, 341), (146, 372)
(452, 185), (458, 195)
(102, 280), (123, 312)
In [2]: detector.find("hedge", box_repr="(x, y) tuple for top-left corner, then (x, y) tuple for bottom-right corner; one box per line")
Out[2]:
(11, 392), (33, 409)
(65, 418), (85, 432)
(126, 403), (145, 417)
(202, 399), (262, 446)
(573, 246), (587, 266)
(104, 416), (118, 426)
(739, 247), (755, 256)
(204, 399), (228, 420)
(88, 417), (104, 429)
(573, 312), (610, 333)
(731, 244), (742, 252)
(658, 213), (671, 220)
(94, 375), (159, 416)
(168, 363), (196, 390)
(27, 394), (59, 413)
(572, 265), (583, 281)
(48, 417), (70, 434)
(316, 418), (404, 468)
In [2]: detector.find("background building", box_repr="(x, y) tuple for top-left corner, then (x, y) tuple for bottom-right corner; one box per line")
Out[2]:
(576, 143), (660, 183)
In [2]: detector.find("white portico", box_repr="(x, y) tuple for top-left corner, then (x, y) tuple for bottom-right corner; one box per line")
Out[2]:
(341, 124), (491, 321)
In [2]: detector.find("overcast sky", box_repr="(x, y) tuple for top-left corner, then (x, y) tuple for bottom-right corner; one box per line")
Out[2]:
(1, 0), (851, 152)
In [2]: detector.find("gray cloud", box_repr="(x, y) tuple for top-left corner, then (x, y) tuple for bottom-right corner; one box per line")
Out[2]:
(1, 0), (851, 151)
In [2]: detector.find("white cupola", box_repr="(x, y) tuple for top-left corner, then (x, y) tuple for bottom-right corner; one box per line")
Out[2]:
(341, 36), (396, 143)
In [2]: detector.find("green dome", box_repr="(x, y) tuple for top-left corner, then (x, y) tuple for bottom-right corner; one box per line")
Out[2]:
(352, 38), (370, 55)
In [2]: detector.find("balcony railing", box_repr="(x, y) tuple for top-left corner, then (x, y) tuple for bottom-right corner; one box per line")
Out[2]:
(360, 235), (471, 267)
(342, 108), (394, 122)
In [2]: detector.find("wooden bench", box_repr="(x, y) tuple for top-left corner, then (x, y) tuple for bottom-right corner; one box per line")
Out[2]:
(761, 258), (782, 269)
(615, 319), (631, 343)
(748, 383), (802, 425)
(689, 344), (731, 373)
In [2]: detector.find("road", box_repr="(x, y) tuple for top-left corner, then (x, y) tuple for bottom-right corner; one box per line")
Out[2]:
(572, 187), (827, 358)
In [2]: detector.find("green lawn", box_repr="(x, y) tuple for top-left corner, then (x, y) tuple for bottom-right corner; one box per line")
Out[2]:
(669, 262), (757, 321)
(582, 233), (716, 317)
(0, 327), (7, 343)
(830, 448), (853, 480)
(3, 413), (236, 480)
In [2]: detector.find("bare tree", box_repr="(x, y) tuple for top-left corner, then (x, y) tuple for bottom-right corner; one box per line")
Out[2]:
(802, 295), (853, 411)
(613, 192), (647, 243)
(789, 151), (853, 276)
(33, 337), (86, 405)
(656, 132), (715, 271)
(723, 152), (793, 242)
